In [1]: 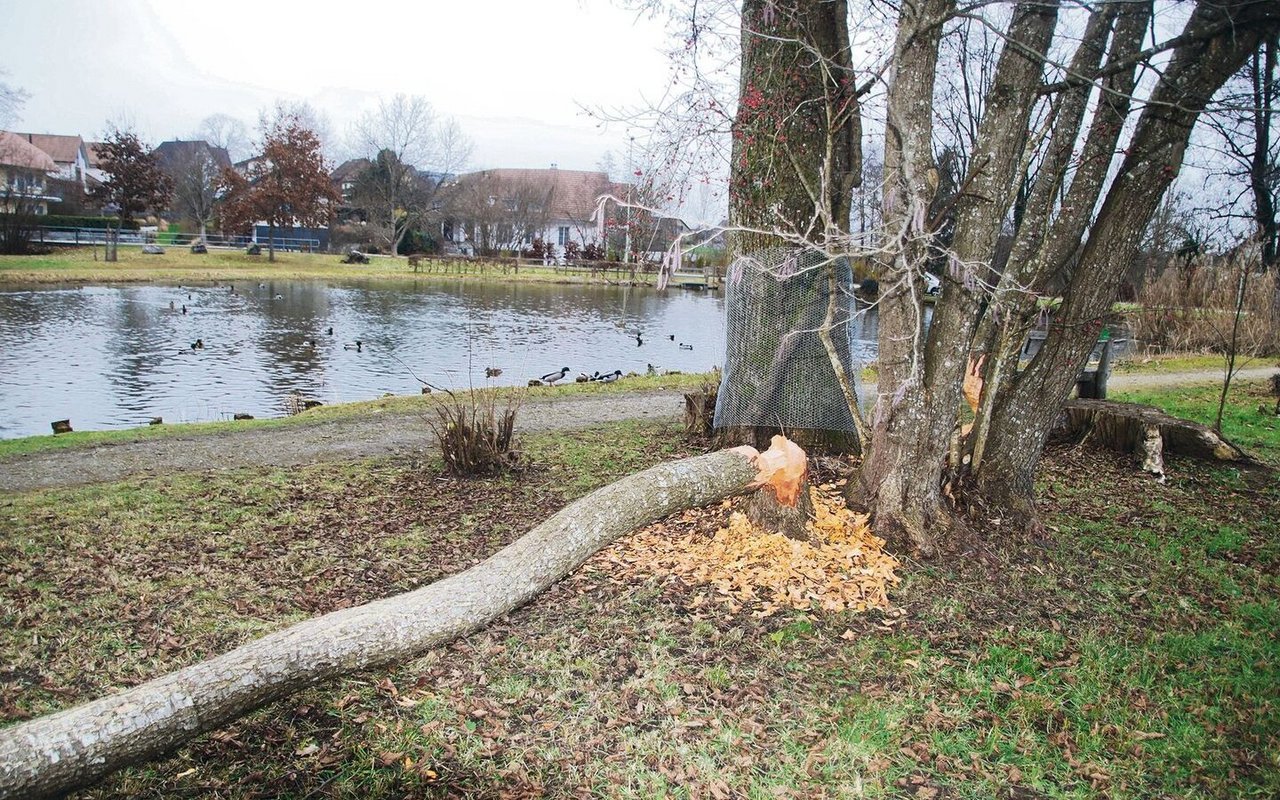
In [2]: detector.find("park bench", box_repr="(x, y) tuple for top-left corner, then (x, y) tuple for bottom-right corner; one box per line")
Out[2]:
(1023, 329), (1120, 400)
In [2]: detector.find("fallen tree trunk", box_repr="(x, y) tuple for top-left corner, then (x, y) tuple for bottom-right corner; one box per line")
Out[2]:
(1054, 399), (1248, 478)
(0, 448), (765, 800)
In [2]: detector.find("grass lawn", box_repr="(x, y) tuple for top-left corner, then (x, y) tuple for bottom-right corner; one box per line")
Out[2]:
(0, 371), (718, 460)
(1, 383), (1277, 798)
(0, 246), (661, 286)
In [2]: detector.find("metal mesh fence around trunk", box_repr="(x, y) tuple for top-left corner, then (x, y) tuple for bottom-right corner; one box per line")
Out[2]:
(714, 249), (868, 432)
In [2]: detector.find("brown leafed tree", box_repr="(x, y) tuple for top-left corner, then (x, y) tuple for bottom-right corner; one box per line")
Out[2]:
(217, 111), (338, 261)
(92, 128), (172, 227)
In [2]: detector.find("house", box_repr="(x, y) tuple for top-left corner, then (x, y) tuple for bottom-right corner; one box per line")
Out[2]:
(84, 141), (109, 189)
(442, 167), (624, 257)
(330, 158), (372, 206)
(0, 130), (61, 215)
(13, 133), (90, 189)
(151, 139), (232, 175)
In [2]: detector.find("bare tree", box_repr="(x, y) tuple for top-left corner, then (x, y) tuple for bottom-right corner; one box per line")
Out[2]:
(0, 70), (28, 128)
(195, 113), (251, 162)
(349, 94), (472, 255)
(697, 0), (1279, 553)
(1199, 34), (1279, 269)
(443, 171), (555, 256)
(162, 144), (227, 242)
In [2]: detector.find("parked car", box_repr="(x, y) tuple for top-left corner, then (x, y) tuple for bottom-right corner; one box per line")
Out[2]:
(923, 272), (941, 295)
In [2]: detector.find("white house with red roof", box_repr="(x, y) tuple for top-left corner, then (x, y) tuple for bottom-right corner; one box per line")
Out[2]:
(442, 166), (623, 256)
(0, 130), (61, 214)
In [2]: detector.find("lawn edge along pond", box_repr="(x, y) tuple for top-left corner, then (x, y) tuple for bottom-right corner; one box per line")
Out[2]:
(0, 247), (676, 286)
(0, 380), (1276, 798)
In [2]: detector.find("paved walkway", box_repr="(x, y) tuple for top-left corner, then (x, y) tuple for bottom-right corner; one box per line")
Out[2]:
(1, 367), (1272, 494)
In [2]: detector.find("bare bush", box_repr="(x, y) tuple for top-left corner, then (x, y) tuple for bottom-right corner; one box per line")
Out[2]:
(429, 390), (521, 476)
(1132, 250), (1279, 356)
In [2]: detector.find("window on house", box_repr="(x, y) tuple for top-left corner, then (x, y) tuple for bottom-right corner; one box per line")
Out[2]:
(558, 226), (569, 246)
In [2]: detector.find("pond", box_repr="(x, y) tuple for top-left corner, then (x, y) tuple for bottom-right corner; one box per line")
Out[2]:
(0, 280), (887, 439)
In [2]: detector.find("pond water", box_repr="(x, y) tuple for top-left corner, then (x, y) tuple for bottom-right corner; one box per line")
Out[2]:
(0, 280), (887, 439)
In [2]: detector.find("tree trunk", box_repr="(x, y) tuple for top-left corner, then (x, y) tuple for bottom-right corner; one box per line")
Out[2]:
(855, 0), (1057, 556)
(0, 448), (767, 800)
(1054, 398), (1247, 467)
(727, 0), (864, 533)
(974, 1), (1279, 524)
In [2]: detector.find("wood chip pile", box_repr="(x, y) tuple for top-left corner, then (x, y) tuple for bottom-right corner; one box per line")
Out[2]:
(594, 483), (900, 618)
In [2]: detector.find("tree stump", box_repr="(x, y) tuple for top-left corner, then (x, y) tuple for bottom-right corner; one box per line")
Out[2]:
(1053, 399), (1247, 479)
(683, 385), (718, 440)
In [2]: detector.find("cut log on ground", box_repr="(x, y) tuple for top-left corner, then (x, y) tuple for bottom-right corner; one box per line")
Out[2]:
(0, 447), (770, 800)
(1054, 399), (1248, 479)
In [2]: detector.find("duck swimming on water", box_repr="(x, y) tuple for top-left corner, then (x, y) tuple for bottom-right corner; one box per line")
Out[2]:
(679, 343), (694, 350)
(344, 340), (363, 352)
(540, 367), (570, 385)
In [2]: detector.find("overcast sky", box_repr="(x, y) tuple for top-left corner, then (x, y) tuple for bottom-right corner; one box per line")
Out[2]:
(1, 0), (674, 172)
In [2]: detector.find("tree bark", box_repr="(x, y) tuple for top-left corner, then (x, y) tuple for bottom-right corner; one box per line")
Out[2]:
(0, 448), (765, 800)
(726, 0), (864, 530)
(974, 1), (1280, 524)
(855, 0), (1057, 555)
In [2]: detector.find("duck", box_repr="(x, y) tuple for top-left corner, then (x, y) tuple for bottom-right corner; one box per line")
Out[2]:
(634, 332), (643, 346)
(485, 366), (503, 378)
(274, 294), (283, 301)
(646, 363), (657, 376)
(308, 339), (317, 348)
(596, 370), (622, 383)
(679, 343), (694, 350)
(169, 300), (175, 310)
(540, 367), (570, 385)
(344, 340), (363, 352)
(575, 372), (593, 383)
(191, 338), (204, 350)
(181, 305), (188, 315)
(326, 327), (334, 336)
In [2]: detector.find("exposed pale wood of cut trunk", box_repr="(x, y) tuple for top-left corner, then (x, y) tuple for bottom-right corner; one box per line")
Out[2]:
(0, 449), (764, 800)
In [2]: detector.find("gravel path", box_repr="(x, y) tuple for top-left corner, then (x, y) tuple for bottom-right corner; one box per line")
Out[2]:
(1, 367), (1273, 494)
(0, 391), (688, 494)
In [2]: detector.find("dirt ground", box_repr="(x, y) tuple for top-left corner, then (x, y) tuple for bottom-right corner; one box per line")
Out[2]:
(0, 367), (1272, 494)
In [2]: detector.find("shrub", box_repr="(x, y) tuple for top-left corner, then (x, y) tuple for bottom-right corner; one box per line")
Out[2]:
(429, 390), (522, 476)
(36, 214), (140, 230)
(521, 237), (552, 260)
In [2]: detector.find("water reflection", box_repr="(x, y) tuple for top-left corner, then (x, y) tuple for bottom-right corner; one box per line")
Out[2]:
(0, 280), (736, 438)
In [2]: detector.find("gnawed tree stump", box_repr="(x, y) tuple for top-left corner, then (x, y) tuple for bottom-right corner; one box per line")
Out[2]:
(683, 385), (718, 439)
(0, 445), (783, 800)
(1054, 399), (1247, 479)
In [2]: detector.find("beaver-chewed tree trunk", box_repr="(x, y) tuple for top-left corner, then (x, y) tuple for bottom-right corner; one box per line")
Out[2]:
(0, 448), (768, 800)
(1054, 399), (1248, 478)
(728, 0), (861, 536)
(745, 478), (816, 541)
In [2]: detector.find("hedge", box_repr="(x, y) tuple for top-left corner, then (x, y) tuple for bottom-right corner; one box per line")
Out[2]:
(33, 214), (140, 230)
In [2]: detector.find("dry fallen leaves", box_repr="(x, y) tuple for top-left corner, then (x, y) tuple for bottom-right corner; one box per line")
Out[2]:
(598, 484), (900, 617)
